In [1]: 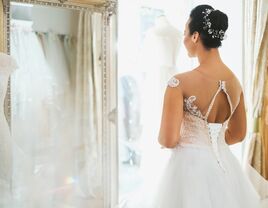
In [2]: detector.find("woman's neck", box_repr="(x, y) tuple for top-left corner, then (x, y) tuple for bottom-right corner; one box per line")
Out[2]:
(197, 48), (223, 66)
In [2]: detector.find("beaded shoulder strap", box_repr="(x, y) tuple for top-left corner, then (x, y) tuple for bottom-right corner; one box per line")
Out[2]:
(167, 76), (180, 87)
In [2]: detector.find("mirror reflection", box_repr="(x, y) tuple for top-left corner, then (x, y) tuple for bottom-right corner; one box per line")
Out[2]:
(8, 2), (103, 207)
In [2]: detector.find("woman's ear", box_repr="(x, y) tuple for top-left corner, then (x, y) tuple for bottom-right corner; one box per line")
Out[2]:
(191, 31), (199, 43)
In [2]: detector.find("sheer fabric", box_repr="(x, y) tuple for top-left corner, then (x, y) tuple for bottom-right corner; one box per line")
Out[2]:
(9, 14), (102, 207)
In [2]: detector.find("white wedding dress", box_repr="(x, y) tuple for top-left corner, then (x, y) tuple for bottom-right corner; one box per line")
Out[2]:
(148, 76), (262, 208)
(0, 52), (17, 207)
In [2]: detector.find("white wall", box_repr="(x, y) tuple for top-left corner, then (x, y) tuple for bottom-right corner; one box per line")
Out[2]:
(11, 3), (79, 36)
(32, 5), (79, 36)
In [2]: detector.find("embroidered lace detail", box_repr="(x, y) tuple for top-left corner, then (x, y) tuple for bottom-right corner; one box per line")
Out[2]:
(183, 96), (206, 120)
(167, 76), (180, 87)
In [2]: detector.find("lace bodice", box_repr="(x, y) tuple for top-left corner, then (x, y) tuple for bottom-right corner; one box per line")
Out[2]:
(167, 76), (235, 172)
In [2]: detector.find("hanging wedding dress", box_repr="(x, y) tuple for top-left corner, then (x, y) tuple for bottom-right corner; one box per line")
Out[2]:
(10, 12), (104, 206)
(10, 20), (61, 208)
(138, 15), (182, 92)
(132, 16), (183, 206)
(139, 15), (182, 148)
(0, 52), (18, 207)
(39, 32), (71, 98)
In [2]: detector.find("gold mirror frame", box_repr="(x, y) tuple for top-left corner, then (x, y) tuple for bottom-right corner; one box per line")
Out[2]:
(0, 0), (118, 207)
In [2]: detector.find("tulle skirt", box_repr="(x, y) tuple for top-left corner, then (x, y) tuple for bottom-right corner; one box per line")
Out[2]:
(148, 143), (262, 208)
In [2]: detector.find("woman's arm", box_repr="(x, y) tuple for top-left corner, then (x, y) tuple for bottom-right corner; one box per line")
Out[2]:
(158, 76), (184, 148)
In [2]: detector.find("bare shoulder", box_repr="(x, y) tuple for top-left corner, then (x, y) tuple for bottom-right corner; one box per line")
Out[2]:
(172, 71), (192, 84)
(169, 70), (201, 91)
(173, 70), (192, 78)
(166, 71), (193, 94)
(223, 66), (244, 93)
(172, 70), (201, 87)
(173, 67), (243, 95)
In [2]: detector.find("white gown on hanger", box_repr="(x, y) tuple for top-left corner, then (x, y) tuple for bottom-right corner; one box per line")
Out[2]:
(149, 76), (262, 208)
(137, 17), (183, 181)
(0, 52), (17, 207)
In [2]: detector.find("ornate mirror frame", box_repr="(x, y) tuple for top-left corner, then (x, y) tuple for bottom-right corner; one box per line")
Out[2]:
(0, 0), (118, 207)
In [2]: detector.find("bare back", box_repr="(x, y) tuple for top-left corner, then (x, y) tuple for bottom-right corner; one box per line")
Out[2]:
(176, 66), (243, 124)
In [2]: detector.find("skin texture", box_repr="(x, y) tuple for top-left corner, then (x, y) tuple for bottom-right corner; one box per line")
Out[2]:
(158, 18), (247, 148)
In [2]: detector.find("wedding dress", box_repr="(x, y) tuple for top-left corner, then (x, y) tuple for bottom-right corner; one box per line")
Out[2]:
(148, 76), (262, 208)
(138, 16), (183, 178)
(0, 52), (17, 206)
(138, 15), (182, 92)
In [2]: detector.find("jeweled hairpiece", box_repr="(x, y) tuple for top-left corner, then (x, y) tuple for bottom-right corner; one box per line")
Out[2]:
(202, 8), (226, 40)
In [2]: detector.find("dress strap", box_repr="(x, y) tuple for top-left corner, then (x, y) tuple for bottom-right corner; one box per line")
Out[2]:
(204, 80), (233, 121)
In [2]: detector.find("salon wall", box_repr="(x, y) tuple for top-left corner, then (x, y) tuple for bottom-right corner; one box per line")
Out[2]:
(11, 3), (79, 35)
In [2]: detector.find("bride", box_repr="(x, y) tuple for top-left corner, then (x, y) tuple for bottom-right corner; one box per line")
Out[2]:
(153, 4), (265, 208)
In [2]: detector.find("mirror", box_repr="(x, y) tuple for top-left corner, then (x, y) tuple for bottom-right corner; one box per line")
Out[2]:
(0, 0), (117, 207)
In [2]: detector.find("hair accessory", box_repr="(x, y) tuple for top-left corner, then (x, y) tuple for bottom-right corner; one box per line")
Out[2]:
(202, 8), (226, 40)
